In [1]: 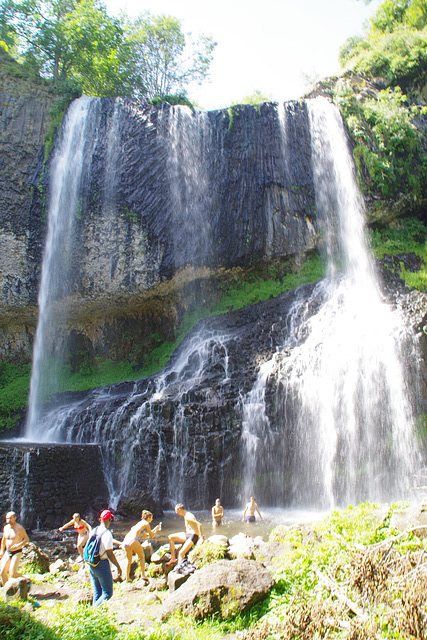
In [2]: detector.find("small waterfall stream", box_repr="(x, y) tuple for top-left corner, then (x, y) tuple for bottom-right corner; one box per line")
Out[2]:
(163, 105), (213, 269)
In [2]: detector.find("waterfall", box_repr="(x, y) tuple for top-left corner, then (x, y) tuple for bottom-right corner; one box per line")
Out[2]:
(34, 323), (232, 509)
(25, 97), (98, 439)
(19, 95), (421, 511)
(241, 97), (420, 508)
(164, 106), (212, 269)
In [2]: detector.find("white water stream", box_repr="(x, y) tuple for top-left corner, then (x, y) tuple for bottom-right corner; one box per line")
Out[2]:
(25, 97), (98, 439)
(242, 98), (420, 507)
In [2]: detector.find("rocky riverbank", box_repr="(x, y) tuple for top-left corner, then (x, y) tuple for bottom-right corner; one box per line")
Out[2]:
(3, 502), (427, 639)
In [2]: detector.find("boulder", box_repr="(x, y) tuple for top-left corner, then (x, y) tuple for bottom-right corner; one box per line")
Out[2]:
(390, 503), (427, 537)
(2, 576), (29, 602)
(167, 571), (191, 592)
(228, 533), (256, 559)
(116, 489), (163, 518)
(21, 542), (50, 573)
(160, 558), (274, 621)
(49, 558), (68, 574)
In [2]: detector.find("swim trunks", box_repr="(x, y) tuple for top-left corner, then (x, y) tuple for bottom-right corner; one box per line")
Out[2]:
(185, 533), (199, 544)
(245, 515), (256, 523)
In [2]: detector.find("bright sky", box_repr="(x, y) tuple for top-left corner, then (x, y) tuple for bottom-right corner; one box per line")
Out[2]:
(105, 0), (383, 111)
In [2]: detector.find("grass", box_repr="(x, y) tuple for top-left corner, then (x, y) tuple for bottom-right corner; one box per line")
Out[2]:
(369, 216), (427, 291)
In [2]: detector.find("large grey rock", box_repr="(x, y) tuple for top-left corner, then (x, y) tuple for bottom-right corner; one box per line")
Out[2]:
(21, 542), (50, 573)
(390, 503), (427, 537)
(160, 559), (274, 621)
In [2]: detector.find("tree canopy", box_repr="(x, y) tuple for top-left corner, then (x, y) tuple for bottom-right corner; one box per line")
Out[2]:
(123, 12), (216, 99)
(0, 0), (216, 99)
(339, 0), (427, 91)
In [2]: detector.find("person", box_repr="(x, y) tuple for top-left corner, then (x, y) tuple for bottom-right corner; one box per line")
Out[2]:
(121, 510), (161, 583)
(88, 509), (122, 607)
(167, 504), (204, 566)
(242, 496), (263, 523)
(58, 512), (92, 559)
(211, 498), (224, 527)
(0, 511), (29, 586)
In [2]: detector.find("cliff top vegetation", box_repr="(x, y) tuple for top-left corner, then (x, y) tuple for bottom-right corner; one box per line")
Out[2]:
(0, 0), (216, 101)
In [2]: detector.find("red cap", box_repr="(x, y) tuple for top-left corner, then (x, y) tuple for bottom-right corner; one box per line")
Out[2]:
(100, 509), (114, 521)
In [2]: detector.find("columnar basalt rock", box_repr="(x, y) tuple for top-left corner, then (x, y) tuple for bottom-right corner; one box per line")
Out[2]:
(0, 95), (317, 364)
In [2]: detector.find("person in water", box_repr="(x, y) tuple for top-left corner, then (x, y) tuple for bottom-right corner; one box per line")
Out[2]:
(0, 511), (29, 586)
(167, 504), (204, 566)
(242, 496), (263, 523)
(211, 498), (224, 527)
(59, 512), (92, 559)
(121, 510), (161, 583)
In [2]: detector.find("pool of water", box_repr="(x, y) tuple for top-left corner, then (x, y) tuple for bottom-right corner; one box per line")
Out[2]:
(111, 507), (328, 547)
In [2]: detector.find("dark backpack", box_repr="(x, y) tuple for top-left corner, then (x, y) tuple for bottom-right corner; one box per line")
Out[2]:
(83, 526), (102, 566)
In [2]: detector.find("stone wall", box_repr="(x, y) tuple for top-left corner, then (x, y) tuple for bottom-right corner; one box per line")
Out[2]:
(0, 443), (109, 529)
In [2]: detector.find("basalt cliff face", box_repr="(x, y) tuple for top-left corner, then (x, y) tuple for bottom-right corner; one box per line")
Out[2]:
(0, 92), (318, 365)
(0, 64), (60, 362)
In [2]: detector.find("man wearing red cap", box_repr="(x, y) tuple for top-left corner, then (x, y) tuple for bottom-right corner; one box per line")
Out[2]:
(89, 509), (122, 607)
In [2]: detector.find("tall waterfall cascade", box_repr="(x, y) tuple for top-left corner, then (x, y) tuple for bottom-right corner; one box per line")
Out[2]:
(25, 97), (98, 439)
(242, 97), (421, 507)
(22, 95), (421, 510)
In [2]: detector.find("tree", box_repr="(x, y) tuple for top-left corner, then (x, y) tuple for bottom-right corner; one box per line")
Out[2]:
(123, 12), (216, 99)
(231, 90), (273, 106)
(0, 0), (125, 94)
(0, 2), (216, 99)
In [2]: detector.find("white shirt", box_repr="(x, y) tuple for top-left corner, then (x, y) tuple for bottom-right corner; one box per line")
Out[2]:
(97, 523), (113, 560)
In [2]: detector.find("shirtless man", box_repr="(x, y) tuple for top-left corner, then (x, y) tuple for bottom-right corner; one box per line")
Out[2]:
(0, 511), (29, 586)
(242, 496), (263, 523)
(167, 504), (204, 565)
(212, 498), (224, 528)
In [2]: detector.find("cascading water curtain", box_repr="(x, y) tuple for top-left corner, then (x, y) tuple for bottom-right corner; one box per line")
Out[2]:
(25, 96), (99, 440)
(242, 97), (421, 508)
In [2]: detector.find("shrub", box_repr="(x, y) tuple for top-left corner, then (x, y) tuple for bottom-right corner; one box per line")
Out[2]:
(334, 80), (427, 200)
(0, 601), (58, 640)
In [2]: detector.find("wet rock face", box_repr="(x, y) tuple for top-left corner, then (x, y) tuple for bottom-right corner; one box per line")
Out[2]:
(0, 443), (109, 529)
(0, 97), (317, 362)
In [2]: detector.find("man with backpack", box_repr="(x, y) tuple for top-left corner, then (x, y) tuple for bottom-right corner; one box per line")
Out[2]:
(85, 509), (122, 607)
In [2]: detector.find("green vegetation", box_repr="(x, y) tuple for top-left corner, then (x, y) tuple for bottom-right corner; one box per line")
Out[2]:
(369, 216), (427, 290)
(334, 81), (427, 202)
(339, 0), (427, 93)
(0, 0), (216, 100)
(150, 94), (194, 109)
(0, 361), (30, 431)
(0, 601), (57, 640)
(231, 89), (274, 107)
(334, 0), (427, 206)
(2, 502), (426, 639)
(256, 501), (425, 639)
